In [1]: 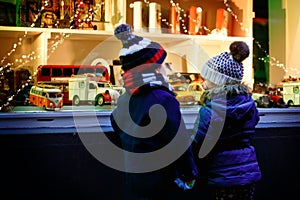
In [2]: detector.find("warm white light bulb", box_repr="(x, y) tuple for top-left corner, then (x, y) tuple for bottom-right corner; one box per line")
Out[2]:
(196, 7), (202, 13)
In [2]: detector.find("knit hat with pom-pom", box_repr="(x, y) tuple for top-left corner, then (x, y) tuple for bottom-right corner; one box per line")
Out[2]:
(201, 41), (250, 86)
(114, 24), (167, 72)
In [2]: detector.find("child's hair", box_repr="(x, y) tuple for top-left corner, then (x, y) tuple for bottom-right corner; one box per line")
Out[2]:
(200, 84), (250, 105)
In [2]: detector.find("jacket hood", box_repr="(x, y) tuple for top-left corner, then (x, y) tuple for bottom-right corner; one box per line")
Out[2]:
(201, 84), (254, 121)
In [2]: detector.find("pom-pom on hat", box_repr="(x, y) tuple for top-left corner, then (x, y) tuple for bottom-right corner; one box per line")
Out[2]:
(201, 41), (250, 86)
(114, 24), (167, 72)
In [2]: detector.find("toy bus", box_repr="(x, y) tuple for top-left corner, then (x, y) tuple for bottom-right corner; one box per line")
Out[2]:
(282, 82), (300, 106)
(36, 65), (110, 83)
(29, 84), (64, 111)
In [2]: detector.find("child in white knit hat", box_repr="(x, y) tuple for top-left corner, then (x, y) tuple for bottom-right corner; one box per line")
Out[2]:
(192, 41), (262, 200)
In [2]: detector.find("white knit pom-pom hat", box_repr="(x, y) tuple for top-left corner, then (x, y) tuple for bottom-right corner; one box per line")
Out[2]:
(201, 41), (250, 86)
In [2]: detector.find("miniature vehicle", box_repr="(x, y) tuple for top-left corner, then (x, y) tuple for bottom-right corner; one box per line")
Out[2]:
(252, 89), (286, 108)
(68, 75), (120, 106)
(35, 65), (110, 105)
(268, 91), (286, 108)
(188, 81), (205, 104)
(29, 84), (64, 111)
(172, 83), (196, 105)
(282, 82), (300, 106)
(96, 81), (125, 96)
(36, 65), (109, 83)
(254, 94), (272, 108)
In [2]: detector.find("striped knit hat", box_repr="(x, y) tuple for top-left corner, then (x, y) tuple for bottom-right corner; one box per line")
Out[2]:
(114, 24), (167, 72)
(201, 41), (250, 86)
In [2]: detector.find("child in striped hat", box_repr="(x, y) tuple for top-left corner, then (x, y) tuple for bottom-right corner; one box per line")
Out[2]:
(113, 23), (173, 95)
(110, 24), (198, 199)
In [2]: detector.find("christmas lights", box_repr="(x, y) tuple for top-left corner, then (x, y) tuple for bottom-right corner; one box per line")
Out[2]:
(223, 0), (249, 35)
(1, 0), (299, 111)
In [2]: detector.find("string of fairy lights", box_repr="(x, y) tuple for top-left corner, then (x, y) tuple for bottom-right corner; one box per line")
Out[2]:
(72, 1), (94, 29)
(0, 0), (65, 111)
(162, 0), (290, 75)
(254, 40), (287, 73)
(223, 0), (249, 35)
(0, 0), (95, 110)
(0, 0), (298, 111)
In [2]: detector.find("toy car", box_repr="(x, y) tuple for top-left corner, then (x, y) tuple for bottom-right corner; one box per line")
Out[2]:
(172, 83), (196, 106)
(188, 81), (205, 104)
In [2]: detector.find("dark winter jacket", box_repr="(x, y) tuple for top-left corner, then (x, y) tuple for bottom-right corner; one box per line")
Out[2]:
(110, 84), (198, 197)
(193, 84), (262, 187)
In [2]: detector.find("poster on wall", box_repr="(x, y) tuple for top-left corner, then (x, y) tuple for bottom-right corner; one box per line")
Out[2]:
(19, 0), (41, 27)
(19, 0), (61, 27)
(41, 0), (60, 28)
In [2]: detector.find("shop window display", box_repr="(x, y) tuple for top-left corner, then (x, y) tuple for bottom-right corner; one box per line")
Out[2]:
(0, 0), (298, 112)
(1, 2), (300, 200)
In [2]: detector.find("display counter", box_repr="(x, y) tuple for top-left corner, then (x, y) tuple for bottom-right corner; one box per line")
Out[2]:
(1, 107), (300, 134)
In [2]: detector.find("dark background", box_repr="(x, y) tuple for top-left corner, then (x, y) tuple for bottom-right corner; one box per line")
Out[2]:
(1, 126), (300, 200)
(254, 0), (268, 18)
(253, 0), (269, 83)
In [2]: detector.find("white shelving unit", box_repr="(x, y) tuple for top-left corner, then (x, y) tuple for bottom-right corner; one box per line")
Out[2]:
(0, 0), (254, 86)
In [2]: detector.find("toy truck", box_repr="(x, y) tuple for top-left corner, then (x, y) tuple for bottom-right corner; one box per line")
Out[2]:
(68, 76), (120, 106)
(282, 81), (300, 106)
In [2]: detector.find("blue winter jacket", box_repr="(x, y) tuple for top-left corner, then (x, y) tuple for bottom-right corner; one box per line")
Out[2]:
(193, 84), (262, 187)
(111, 86), (198, 196)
